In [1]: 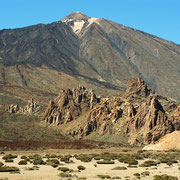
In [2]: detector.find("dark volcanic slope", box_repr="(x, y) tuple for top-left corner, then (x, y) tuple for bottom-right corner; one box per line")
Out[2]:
(63, 12), (180, 101)
(0, 12), (180, 101)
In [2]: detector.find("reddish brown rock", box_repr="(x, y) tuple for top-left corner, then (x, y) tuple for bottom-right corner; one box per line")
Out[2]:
(127, 96), (173, 144)
(171, 105), (180, 130)
(41, 77), (179, 145)
(42, 86), (99, 125)
(125, 77), (152, 97)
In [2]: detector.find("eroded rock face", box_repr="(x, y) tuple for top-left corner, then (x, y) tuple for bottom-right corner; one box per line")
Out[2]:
(126, 96), (173, 144)
(42, 77), (179, 145)
(7, 98), (40, 114)
(80, 97), (123, 137)
(42, 86), (99, 125)
(125, 77), (152, 98)
(172, 105), (180, 130)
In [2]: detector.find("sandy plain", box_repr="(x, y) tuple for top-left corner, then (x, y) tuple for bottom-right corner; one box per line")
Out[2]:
(0, 148), (179, 180)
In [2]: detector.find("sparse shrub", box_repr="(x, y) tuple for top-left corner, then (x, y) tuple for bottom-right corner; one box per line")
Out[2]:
(133, 173), (140, 177)
(2, 154), (17, 160)
(60, 155), (72, 163)
(139, 160), (159, 167)
(96, 160), (114, 164)
(51, 164), (58, 168)
(0, 166), (19, 172)
(59, 173), (71, 178)
(0, 162), (4, 167)
(5, 159), (13, 163)
(141, 171), (150, 176)
(127, 165), (138, 168)
(21, 155), (27, 159)
(25, 166), (39, 171)
(111, 166), (127, 170)
(166, 161), (173, 166)
(18, 160), (27, 165)
(58, 167), (70, 172)
(33, 158), (46, 165)
(153, 174), (178, 180)
(112, 177), (121, 179)
(74, 154), (93, 162)
(97, 175), (111, 179)
(78, 177), (86, 180)
(46, 158), (59, 165)
(28, 154), (42, 160)
(45, 154), (57, 159)
(77, 165), (86, 171)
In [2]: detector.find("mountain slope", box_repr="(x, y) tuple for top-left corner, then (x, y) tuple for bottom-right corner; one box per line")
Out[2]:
(62, 12), (180, 100)
(0, 12), (180, 102)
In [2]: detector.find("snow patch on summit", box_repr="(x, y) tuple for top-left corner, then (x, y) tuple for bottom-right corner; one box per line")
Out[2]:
(72, 20), (85, 34)
(62, 17), (100, 34)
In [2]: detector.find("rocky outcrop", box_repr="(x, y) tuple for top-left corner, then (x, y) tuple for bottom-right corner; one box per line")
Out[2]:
(78, 97), (123, 138)
(126, 95), (174, 144)
(42, 86), (99, 125)
(125, 77), (153, 98)
(42, 77), (179, 145)
(7, 98), (40, 114)
(171, 105), (180, 130)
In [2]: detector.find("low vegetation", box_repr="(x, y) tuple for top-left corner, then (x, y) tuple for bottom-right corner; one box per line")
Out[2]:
(0, 166), (19, 172)
(97, 175), (111, 179)
(153, 174), (178, 180)
(96, 160), (115, 164)
(77, 165), (86, 171)
(18, 160), (27, 165)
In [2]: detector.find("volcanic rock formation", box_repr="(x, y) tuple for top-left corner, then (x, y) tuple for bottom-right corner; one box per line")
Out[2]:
(7, 98), (40, 114)
(42, 77), (180, 145)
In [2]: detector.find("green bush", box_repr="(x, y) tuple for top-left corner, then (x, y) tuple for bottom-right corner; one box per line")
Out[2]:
(18, 160), (27, 165)
(139, 160), (159, 167)
(59, 173), (71, 177)
(0, 166), (19, 172)
(58, 167), (70, 172)
(0, 162), (4, 167)
(112, 177), (121, 179)
(2, 154), (17, 160)
(141, 171), (150, 176)
(46, 158), (59, 165)
(33, 158), (46, 165)
(60, 155), (72, 162)
(74, 154), (93, 162)
(97, 160), (115, 164)
(111, 166), (127, 170)
(77, 165), (86, 171)
(21, 155), (27, 159)
(153, 174), (178, 180)
(45, 154), (57, 159)
(5, 159), (13, 163)
(97, 175), (111, 179)
(133, 173), (140, 177)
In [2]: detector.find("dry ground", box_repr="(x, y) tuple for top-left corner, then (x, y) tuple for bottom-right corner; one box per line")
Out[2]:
(0, 148), (179, 180)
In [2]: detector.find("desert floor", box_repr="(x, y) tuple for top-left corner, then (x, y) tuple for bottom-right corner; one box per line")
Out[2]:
(0, 148), (179, 180)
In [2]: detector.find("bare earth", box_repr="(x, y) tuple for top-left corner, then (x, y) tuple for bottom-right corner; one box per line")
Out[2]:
(0, 148), (180, 180)
(143, 131), (180, 151)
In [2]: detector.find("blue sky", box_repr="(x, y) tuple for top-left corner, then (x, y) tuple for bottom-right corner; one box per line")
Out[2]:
(0, 0), (180, 44)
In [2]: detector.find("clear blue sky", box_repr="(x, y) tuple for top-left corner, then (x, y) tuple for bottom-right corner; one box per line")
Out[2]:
(0, 0), (180, 44)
